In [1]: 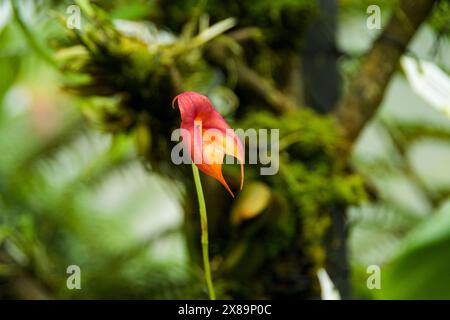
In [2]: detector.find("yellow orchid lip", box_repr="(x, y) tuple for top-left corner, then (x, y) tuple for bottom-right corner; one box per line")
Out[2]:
(173, 91), (244, 197)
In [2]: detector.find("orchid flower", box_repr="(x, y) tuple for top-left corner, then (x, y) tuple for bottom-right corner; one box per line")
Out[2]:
(173, 92), (244, 197)
(172, 91), (245, 299)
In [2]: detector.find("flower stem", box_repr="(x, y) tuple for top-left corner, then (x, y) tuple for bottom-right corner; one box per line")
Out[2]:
(191, 162), (216, 300)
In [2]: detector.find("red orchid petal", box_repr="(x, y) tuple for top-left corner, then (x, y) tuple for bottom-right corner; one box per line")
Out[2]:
(173, 92), (244, 196)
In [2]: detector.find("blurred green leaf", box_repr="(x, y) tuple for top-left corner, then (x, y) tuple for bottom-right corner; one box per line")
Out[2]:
(0, 0), (12, 34)
(380, 203), (450, 299)
(111, 2), (155, 20)
(0, 56), (20, 104)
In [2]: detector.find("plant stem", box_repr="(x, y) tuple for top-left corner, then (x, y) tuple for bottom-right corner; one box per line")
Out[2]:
(191, 162), (216, 300)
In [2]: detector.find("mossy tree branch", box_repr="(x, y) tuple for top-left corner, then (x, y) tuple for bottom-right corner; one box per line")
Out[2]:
(335, 0), (437, 143)
(206, 41), (298, 114)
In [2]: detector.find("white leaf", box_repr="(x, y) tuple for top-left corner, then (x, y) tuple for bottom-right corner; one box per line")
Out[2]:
(317, 268), (341, 300)
(401, 56), (450, 118)
(193, 17), (236, 46)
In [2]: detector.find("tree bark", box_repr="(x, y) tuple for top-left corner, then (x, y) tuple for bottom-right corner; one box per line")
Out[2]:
(301, 0), (351, 298)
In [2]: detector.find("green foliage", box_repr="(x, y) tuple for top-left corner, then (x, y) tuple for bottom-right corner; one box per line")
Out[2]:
(379, 203), (450, 299)
(158, 0), (318, 49)
(339, 0), (398, 12)
(56, 3), (239, 177)
(0, 14), (200, 296)
(349, 114), (450, 298)
(0, 102), (201, 298)
(238, 110), (366, 273)
(2, 0), (449, 300)
(428, 0), (450, 39)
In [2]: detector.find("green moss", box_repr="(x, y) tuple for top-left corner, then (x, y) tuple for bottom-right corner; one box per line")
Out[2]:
(238, 110), (366, 271)
(158, 0), (318, 50)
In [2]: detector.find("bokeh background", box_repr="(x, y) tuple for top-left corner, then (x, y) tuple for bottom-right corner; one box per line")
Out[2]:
(0, 0), (449, 299)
